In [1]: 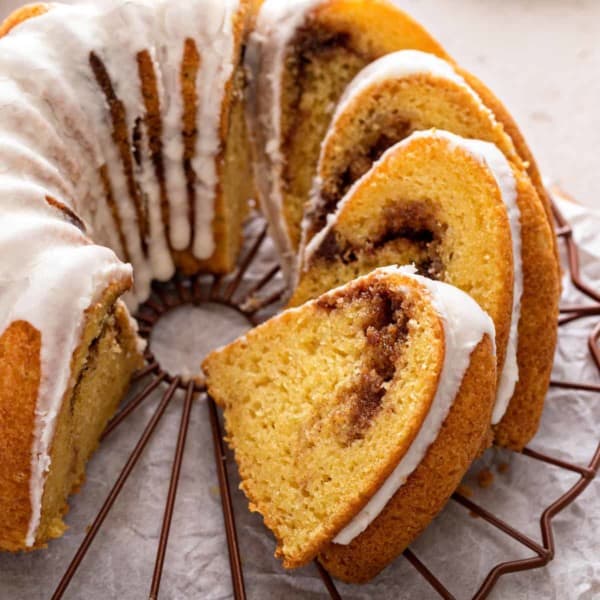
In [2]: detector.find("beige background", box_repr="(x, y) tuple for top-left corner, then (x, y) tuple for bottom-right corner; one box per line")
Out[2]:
(399, 0), (600, 210)
(0, 0), (599, 208)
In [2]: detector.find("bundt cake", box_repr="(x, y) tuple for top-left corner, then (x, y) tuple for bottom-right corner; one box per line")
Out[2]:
(0, 0), (254, 552)
(203, 266), (496, 582)
(0, 0), (559, 572)
(245, 0), (557, 282)
(293, 129), (560, 450)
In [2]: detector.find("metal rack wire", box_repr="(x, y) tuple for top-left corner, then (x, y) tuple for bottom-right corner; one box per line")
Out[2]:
(50, 193), (599, 600)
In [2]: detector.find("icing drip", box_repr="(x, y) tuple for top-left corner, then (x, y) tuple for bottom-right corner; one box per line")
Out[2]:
(190, 0), (238, 260)
(80, 1), (173, 300)
(245, 0), (324, 284)
(305, 130), (523, 427)
(333, 265), (495, 545)
(158, 0), (240, 259)
(0, 0), (241, 547)
(135, 47), (175, 281)
(413, 131), (522, 424)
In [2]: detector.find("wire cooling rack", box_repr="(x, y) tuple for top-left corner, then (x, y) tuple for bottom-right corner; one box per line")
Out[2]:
(49, 192), (599, 600)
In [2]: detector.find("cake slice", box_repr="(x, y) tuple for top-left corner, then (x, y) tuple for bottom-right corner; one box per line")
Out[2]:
(246, 0), (555, 281)
(245, 0), (447, 278)
(295, 129), (559, 450)
(204, 266), (496, 581)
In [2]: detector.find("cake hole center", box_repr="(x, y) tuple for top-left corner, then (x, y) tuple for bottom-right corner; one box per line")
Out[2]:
(148, 302), (252, 380)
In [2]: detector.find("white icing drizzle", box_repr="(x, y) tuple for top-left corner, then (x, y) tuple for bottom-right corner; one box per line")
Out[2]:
(245, 0), (324, 283)
(305, 130), (523, 427)
(0, 26), (112, 242)
(3, 2), (153, 301)
(154, 2), (190, 251)
(3, 0), (241, 301)
(0, 0), (241, 547)
(190, 0), (239, 259)
(334, 50), (491, 124)
(0, 79), (81, 199)
(333, 265), (495, 545)
(0, 134), (75, 205)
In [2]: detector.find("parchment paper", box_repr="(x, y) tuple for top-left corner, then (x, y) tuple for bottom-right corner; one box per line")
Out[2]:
(0, 196), (598, 599)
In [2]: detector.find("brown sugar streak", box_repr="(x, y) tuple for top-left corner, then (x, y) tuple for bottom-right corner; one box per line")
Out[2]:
(90, 52), (149, 254)
(317, 282), (410, 444)
(181, 39), (202, 247)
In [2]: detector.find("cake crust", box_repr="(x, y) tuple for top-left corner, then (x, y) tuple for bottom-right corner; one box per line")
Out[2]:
(0, 320), (40, 552)
(457, 68), (559, 266)
(493, 176), (559, 449)
(0, 3), (50, 37)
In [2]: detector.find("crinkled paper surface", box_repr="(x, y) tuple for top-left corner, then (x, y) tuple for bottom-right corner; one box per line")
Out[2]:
(0, 197), (598, 599)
